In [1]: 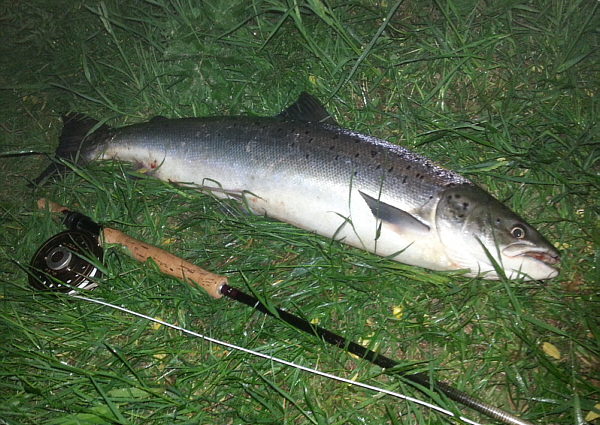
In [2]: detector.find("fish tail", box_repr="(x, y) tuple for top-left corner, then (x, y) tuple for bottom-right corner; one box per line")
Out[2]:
(32, 113), (109, 185)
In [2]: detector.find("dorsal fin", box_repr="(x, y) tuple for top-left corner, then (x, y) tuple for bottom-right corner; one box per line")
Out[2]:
(276, 92), (338, 126)
(149, 115), (170, 123)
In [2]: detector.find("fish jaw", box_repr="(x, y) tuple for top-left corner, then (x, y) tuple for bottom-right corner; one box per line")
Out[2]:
(440, 239), (560, 281)
(501, 242), (560, 280)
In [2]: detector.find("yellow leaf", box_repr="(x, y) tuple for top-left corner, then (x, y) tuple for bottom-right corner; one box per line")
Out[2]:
(392, 305), (403, 319)
(212, 346), (229, 358)
(585, 404), (600, 421)
(152, 318), (162, 330)
(542, 342), (561, 360)
(350, 333), (377, 359)
(310, 318), (319, 325)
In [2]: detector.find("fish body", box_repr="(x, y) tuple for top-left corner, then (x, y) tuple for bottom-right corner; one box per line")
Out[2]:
(42, 93), (560, 280)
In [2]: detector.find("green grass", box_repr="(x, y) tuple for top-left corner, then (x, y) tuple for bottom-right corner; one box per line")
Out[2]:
(1, 0), (599, 424)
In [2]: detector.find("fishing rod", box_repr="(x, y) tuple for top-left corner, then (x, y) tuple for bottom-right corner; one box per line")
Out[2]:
(30, 198), (534, 425)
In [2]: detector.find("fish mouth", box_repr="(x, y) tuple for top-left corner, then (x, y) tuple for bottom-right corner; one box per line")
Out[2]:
(503, 244), (561, 268)
(522, 250), (561, 266)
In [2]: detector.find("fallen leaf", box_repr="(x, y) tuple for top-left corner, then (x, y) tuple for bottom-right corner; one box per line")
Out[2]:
(392, 305), (403, 319)
(585, 404), (600, 421)
(542, 342), (561, 360)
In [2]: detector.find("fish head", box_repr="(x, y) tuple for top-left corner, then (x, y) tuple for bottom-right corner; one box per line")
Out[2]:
(435, 184), (560, 280)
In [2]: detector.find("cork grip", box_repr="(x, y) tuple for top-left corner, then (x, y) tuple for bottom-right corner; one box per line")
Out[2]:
(37, 198), (226, 299)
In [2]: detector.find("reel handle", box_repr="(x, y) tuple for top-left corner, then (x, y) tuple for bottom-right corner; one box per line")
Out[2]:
(37, 198), (227, 299)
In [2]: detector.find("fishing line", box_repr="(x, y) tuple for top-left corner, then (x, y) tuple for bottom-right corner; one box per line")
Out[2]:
(71, 294), (483, 425)
(0, 150), (52, 157)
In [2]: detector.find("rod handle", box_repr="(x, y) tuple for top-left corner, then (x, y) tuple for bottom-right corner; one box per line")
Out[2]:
(37, 198), (226, 299)
(38, 197), (69, 214)
(101, 228), (225, 299)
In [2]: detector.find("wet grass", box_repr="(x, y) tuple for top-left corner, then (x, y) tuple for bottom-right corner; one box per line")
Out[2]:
(1, 0), (599, 424)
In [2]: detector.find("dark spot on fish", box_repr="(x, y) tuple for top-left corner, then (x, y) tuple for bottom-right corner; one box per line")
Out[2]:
(402, 176), (407, 184)
(458, 214), (465, 218)
(289, 128), (295, 133)
(305, 130), (310, 134)
(406, 165), (411, 170)
(277, 127), (283, 132)
(355, 153), (360, 158)
(463, 202), (469, 209)
(332, 135), (338, 140)
(419, 175), (425, 180)
(454, 194), (461, 199)
(416, 173), (420, 178)
(291, 143), (295, 148)
(353, 171), (358, 176)
(371, 151), (377, 157)
(308, 138), (313, 144)
(376, 164), (381, 170)
(305, 154), (310, 159)
(354, 138), (361, 143)
(335, 155), (339, 160)
(330, 145), (335, 150)
(429, 195), (433, 199)
(388, 166), (394, 173)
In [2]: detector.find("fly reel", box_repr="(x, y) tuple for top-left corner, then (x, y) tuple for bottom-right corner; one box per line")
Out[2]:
(29, 230), (103, 294)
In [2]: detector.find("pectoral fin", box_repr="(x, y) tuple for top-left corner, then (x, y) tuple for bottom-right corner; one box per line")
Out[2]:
(359, 191), (430, 236)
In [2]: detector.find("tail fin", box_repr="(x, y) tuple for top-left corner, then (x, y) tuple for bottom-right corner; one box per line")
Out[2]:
(32, 114), (108, 185)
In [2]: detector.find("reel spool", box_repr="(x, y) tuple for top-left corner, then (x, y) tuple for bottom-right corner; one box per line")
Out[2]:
(29, 230), (103, 294)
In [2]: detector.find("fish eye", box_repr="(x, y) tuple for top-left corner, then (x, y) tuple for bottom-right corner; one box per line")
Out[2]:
(511, 226), (525, 239)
